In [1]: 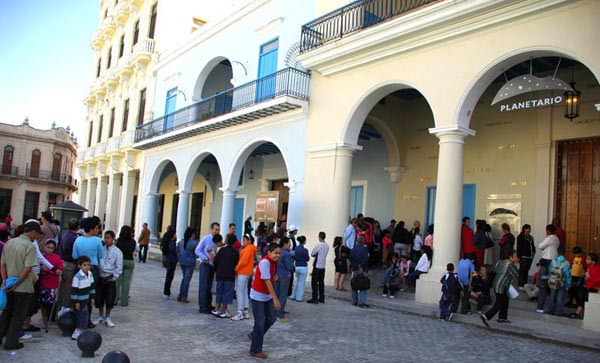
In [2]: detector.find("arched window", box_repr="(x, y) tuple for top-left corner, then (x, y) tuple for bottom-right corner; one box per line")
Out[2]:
(30, 149), (41, 178)
(51, 153), (62, 181)
(2, 145), (14, 174)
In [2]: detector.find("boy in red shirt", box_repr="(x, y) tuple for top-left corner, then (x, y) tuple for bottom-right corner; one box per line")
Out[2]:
(570, 252), (600, 319)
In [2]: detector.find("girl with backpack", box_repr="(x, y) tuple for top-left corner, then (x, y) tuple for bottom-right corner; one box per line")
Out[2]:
(546, 246), (571, 316)
(177, 227), (198, 303)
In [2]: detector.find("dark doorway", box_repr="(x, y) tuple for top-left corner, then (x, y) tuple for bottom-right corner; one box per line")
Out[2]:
(23, 191), (40, 223)
(171, 194), (179, 230)
(190, 192), (204, 235)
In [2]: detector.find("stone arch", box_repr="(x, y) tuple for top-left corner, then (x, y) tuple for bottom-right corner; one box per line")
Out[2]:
(148, 157), (179, 194)
(456, 47), (600, 129)
(192, 56), (234, 102)
(364, 115), (400, 169)
(182, 149), (224, 192)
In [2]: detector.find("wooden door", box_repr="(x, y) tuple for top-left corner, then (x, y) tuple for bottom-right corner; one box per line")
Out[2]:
(556, 138), (600, 258)
(30, 150), (41, 178)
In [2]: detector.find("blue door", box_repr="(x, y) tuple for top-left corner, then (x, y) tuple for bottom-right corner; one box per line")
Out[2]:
(425, 184), (476, 229)
(349, 186), (364, 218)
(164, 88), (177, 132)
(256, 38), (278, 102)
(233, 197), (245, 240)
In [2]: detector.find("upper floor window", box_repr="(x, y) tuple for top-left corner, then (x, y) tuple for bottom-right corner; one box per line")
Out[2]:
(88, 121), (93, 147)
(107, 47), (113, 69)
(133, 20), (140, 47)
(51, 153), (62, 181)
(148, 3), (158, 39)
(30, 149), (41, 178)
(97, 115), (104, 143)
(122, 99), (130, 132)
(109, 107), (116, 138)
(137, 88), (147, 126)
(119, 35), (125, 58)
(2, 145), (14, 174)
(96, 58), (102, 78)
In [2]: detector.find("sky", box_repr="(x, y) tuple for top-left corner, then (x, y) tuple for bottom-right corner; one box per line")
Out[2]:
(0, 0), (100, 144)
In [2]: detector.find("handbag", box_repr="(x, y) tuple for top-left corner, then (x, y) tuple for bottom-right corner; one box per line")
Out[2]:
(351, 273), (371, 290)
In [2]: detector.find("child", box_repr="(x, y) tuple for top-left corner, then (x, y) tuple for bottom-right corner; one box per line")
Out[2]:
(94, 230), (122, 328)
(547, 246), (571, 316)
(39, 239), (64, 329)
(570, 252), (600, 319)
(383, 262), (401, 299)
(381, 230), (393, 267)
(71, 255), (95, 340)
(379, 253), (399, 292)
(213, 234), (239, 318)
(439, 263), (463, 321)
(568, 246), (587, 307)
(399, 255), (410, 291)
(535, 259), (549, 313)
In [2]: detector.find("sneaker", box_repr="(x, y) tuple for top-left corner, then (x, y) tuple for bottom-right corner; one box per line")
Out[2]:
(231, 311), (244, 321)
(23, 325), (40, 332)
(19, 333), (32, 340)
(219, 311), (230, 319)
(381, 294), (387, 297)
(536, 309), (545, 313)
(93, 316), (105, 325)
(71, 329), (81, 340)
(243, 311), (251, 319)
(389, 295), (395, 299)
(163, 295), (174, 300)
(306, 299), (318, 304)
(466, 311), (473, 315)
(57, 307), (70, 319)
(518, 286), (526, 291)
(211, 309), (221, 316)
(105, 317), (115, 328)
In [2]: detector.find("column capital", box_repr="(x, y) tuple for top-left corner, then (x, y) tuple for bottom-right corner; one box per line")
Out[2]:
(308, 142), (363, 159)
(219, 187), (238, 196)
(177, 190), (192, 198)
(110, 155), (121, 172)
(145, 192), (160, 198)
(384, 166), (407, 184)
(428, 125), (476, 142)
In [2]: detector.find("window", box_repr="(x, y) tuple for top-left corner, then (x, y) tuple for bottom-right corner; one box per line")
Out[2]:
(103, 9), (108, 19)
(119, 35), (125, 58)
(122, 99), (130, 132)
(0, 188), (12, 221)
(137, 88), (146, 126)
(2, 145), (14, 174)
(133, 20), (140, 47)
(96, 58), (102, 78)
(109, 107), (115, 138)
(51, 153), (62, 181)
(97, 115), (104, 143)
(148, 3), (158, 39)
(107, 47), (113, 69)
(30, 150), (41, 178)
(23, 191), (40, 223)
(88, 121), (93, 147)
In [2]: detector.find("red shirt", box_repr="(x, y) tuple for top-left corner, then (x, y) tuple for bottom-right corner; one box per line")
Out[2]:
(461, 226), (476, 254)
(555, 227), (567, 248)
(40, 252), (63, 290)
(251, 255), (277, 295)
(586, 264), (600, 291)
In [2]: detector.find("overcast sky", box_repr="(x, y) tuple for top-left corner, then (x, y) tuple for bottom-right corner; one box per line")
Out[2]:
(0, 0), (99, 143)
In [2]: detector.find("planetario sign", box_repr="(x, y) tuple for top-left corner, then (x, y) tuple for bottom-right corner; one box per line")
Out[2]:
(499, 96), (563, 112)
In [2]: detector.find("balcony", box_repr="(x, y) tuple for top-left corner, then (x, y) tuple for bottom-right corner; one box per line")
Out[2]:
(116, 54), (133, 79)
(24, 169), (76, 186)
(91, 29), (105, 51)
(131, 38), (155, 66)
(100, 15), (117, 39)
(0, 165), (18, 177)
(300, 0), (438, 53)
(104, 68), (119, 91)
(113, 2), (130, 25)
(134, 67), (310, 149)
(95, 142), (107, 157)
(106, 136), (121, 153)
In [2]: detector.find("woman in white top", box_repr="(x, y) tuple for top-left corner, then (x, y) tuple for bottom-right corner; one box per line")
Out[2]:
(406, 245), (432, 290)
(539, 224), (559, 263)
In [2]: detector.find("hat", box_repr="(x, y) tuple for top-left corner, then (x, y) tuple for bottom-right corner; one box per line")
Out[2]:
(25, 219), (41, 225)
(288, 225), (298, 232)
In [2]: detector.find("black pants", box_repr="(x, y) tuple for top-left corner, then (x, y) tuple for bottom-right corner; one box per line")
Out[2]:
(484, 292), (509, 320)
(311, 268), (325, 302)
(95, 278), (116, 309)
(519, 257), (533, 287)
(477, 294), (492, 311)
(0, 292), (33, 348)
(163, 260), (177, 296)
(138, 244), (148, 262)
(460, 285), (471, 313)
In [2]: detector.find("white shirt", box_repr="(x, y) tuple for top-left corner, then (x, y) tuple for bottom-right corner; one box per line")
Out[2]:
(413, 235), (423, 251)
(311, 241), (330, 269)
(415, 253), (430, 272)
(343, 224), (356, 250)
(539, 234), (559, 260)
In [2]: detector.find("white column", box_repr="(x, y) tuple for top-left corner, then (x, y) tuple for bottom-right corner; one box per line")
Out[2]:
(78, 178), (88, 208)
(143, 193), (159, 240)
(220, 187), (237, 230)
(416, 126), (475, 305)
(105, 173), (122, 232)
(176, 190), (191, 241)
(85, 178), (97, 217)
(95, 176), (109, 221)
(118, 169), (137, 228)
(284, 180), (304, 230)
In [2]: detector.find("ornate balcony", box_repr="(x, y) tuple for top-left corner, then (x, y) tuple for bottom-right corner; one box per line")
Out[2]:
(134, 67), (310, 149)
(104, 68), (119, 91)
(100, 15), (117, 39)
(116, 54), (133, 79)
(106, 136), (121, 153)
(84, 147), (95, 160)
(83, 86), (96, 106)
(24, 168), (76, 186)
(300, 0), (438, 53)
(0, 165), (18, 177)
(131, 38), (155, 66)
(113, 2), (130, 25)
(119, 130), (136, 148)
(95, 142), (107, 157)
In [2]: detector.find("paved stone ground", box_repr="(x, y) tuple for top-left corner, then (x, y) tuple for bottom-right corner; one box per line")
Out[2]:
(2, 260), (598, 363)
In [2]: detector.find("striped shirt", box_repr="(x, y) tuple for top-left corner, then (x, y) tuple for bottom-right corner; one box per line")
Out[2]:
(71, 269), (96, 305)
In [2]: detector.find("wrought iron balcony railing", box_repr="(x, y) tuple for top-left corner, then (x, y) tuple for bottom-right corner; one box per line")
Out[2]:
(25, 169), (75, 184)
(135, 67), (310, 143)
(0, 165), (18, 176)
(300, 0), (437, 53)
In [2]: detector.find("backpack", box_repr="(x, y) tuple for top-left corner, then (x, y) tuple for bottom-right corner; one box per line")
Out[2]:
(548, 259), (568, 290)
(442, 272), (462, 294)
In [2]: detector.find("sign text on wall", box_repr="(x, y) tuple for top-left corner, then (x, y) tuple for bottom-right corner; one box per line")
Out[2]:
(499, 96), (563, 112)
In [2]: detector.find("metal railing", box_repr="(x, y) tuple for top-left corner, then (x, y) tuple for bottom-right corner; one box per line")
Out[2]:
(300, 0), (437, 53)
(0, 165), (18, 176)
(135, 67), (310, 143)
(25, 169), (75, 184)
(133, 38), (155, 55)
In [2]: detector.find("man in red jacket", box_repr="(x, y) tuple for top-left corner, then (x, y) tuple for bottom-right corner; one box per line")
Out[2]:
(460, 217), (476, 260)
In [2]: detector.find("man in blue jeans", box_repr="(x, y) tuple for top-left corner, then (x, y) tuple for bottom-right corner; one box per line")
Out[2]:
(350, 235), (369, 308)
(195, 222), (221, 314)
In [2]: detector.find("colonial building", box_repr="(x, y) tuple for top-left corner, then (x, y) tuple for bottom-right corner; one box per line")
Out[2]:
(0, 121), (78, 226)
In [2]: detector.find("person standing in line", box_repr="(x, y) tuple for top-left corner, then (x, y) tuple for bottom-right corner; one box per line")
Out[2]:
(93, 230), (122, 328)
(274, 236), (294, 322)
(177, 227), (198, 303)
(460, 217), (476, 260)
(539, 224), (559, 265)
(306, 232), (330, 304)
(290, 235), (309, 301)
(160, 228), (178, 300)
(232, 234), (257, 320)
(244, 215), (254, 236)
(457, 255), (475, 315)
(72, 217), (103, 328)
(333, 236), (349, 291)
(349, 235), (370, 308)
(343, 218), (358, 250)
(517, 224), (535, 289)
(552, 217), (567, 250)
(248, 243), (281, 359)
(39, 210), (58, 245)
(0, 221), (40, 350)
(115, 225), (136, 306)
(481, 249), (519, 326)
(137, 223), (150, 263)
(195, 222), (221, 314)
(498, 223), (515, 260)
(213, 234), (238, 318)
(474, 219), (487, 268)
(57, 218), (79, 317)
